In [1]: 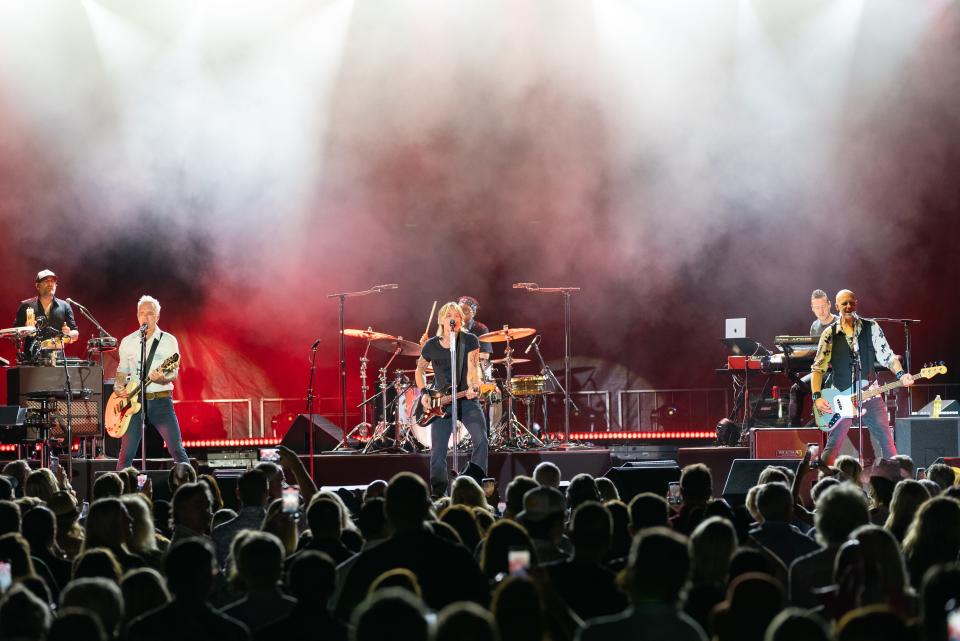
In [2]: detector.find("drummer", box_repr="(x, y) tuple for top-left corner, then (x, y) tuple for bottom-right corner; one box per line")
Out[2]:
(458, 296), (493, 362)
(13, 269), (79, 362)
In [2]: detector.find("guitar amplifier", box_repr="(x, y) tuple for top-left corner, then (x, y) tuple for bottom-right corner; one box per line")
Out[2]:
(6, 365), (104, 437)
(751, 428), (822, 459)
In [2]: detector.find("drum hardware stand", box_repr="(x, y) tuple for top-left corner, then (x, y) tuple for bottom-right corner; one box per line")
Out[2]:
(528, 336), (574, 448)
(327, 283), (399, 451)
(491, 333), (543, 450)
(360, 345), (406, 453)
(334, 336), (375, 451)
(514, 284), (580, 447)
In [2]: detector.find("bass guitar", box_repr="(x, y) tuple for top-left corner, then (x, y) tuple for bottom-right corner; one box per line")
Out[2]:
(415, 383), (497, 427)
(814, 363), (947, 431)
(104, 353), (180, 438)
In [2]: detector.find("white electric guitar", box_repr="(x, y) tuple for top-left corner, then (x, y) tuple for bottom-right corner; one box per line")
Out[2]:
(814, 363), (947, 431)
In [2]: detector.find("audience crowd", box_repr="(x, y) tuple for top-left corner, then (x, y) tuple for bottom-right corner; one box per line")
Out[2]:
(1, 446), (960, 641)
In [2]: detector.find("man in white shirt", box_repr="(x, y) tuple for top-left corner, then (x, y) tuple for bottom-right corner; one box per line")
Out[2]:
(115, 295), (189, 470)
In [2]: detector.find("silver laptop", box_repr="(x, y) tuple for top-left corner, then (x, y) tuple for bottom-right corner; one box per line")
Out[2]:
(725, 318), (746, 340)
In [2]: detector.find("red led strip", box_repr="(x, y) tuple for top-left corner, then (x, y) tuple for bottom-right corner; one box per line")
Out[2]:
(0, 444), (17, 452)
(181, 438), (281, 448)
(545, 431), (715, 441)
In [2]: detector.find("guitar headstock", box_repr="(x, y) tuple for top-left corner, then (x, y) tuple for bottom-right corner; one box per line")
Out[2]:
(919, 361), (947, 379)
(161, 353), (180, 372)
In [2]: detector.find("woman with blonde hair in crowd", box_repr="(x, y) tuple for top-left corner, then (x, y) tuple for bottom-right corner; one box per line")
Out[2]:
(883, 480), (930, 544)
(902, 496), (960, 589)
(120, 494), (165, 567)
(82, 498), (145, 572)
(316, 489), (363, 551)
(24, 468), (60, 503)
(262, 498), (299, 558)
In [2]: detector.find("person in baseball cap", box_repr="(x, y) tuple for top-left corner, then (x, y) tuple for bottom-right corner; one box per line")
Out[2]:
(14, 268), (79, 361)
(518, 486), (569, 563)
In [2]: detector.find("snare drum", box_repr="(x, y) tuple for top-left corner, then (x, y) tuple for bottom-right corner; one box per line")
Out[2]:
(508, 375), (548, 397)
(410, 420), (468, 450)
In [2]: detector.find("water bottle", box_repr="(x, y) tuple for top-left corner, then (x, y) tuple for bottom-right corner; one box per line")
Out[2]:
(933, 395), (942, 419)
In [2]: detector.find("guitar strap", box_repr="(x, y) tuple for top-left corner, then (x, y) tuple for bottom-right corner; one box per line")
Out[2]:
(456, 332), (467, 392)
(141, 332), (162, 386)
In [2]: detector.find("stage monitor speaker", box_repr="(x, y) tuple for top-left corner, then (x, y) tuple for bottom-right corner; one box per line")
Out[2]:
(722, 458), (801, 507)
(281, 414), (343, 454)
(914, 399), (960, 417)
(895, 417), (960, 469)
(0, 406), (26, 426)
(603, 462), (681, 503)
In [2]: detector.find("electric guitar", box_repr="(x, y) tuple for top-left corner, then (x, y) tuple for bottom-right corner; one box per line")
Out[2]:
(104, 353), (180, 438)
(813, 363), (947, 431)
(415, 383), (497, 427)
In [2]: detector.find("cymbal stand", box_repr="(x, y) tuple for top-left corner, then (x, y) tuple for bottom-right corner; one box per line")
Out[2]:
(327, 283), (399, 450)
(334, 337), (374, 450)
(361, 345), (403, 453)
(492, 333), (543, 450)
(528, 336), (571, 446)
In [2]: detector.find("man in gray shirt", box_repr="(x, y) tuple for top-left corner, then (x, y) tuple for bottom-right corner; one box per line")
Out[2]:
(788, 289), (836, 426)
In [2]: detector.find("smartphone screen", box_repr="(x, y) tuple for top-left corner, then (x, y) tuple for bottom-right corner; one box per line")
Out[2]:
(482, 478), (496, 498)
(49, 456), (59, 473)
(508, 548), (530, 576)
(0, 561), (11, 593)
(137, 474), (148, 490)
(668, 482), (682, 505)
(259, 448), (280, 462)
(807, 443), (820, 467)
(948, 607), (960, 641)
(917, 467), (927, 480)
(282, 486), (300, 514)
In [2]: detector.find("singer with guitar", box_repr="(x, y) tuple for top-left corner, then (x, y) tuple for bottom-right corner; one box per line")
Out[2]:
(416, 301), (489, 497)
(811, 289), (913, 466)
(113, 295), (190, 471)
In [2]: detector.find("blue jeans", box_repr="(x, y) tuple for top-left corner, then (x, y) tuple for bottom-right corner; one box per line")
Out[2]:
(823, 395), (896, 464)
(429, 399), (488, 491)
(117, 396), (189, 470)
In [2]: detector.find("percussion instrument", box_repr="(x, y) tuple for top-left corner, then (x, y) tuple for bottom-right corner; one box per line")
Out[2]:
(371, 337), (421, 357)
(490, 357), (530, 365)
(342, 328), (394, 341)
(477, 327), (536, 343)
(508, 375), (549, 397)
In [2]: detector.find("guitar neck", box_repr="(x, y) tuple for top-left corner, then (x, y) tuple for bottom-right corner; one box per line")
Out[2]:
(861, 374), (914, 401)
(439, 389), (472, 405)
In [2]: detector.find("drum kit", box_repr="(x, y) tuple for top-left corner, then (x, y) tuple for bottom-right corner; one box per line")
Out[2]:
(339, 324), (555, 453)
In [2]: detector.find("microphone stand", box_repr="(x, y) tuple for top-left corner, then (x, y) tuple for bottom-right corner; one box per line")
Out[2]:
(449, 321), (458, 494)
(514, 284), (580, 446)
(304, 340), (321, 478)
(69, 299), (114, 457)
(58, 334), (74, 478)
(529, 338), (562, 445)
(326, 284), (398, 450)
(872, 317), (921, 415)
(139, 326), (149, 470)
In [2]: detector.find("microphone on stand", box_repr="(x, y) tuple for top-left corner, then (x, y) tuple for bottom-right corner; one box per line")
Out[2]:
(512, 282), (539, 289)
(65, 297), (85, 309)
(311, 338), (322, 350)
(139, 323), (149, 334)
(525, 335), (541, 354)
(375, 284), (399, 290)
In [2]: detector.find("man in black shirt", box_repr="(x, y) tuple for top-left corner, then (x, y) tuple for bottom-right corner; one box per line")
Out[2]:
(415, 301), (488, 496)
(13, 269), (79, 363)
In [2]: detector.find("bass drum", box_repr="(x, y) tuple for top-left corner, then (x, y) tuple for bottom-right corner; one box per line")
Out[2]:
(410, 419), (468, 450)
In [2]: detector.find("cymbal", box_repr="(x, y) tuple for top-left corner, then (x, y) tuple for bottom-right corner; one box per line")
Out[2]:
(343, 328), (395, 341)
(399, 367), (434, 374)
(490, 357), (531, 365)
(477, 327), (536, 343)
(371, 337), (421, 357)
(0, 326), (37, 338)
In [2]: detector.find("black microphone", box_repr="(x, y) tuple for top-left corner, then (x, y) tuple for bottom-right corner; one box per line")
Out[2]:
(311, 338), (321, 350)
(139, 323), (148, 333)
(65, 297), (84, 309)
(525, 335), (541, 354)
